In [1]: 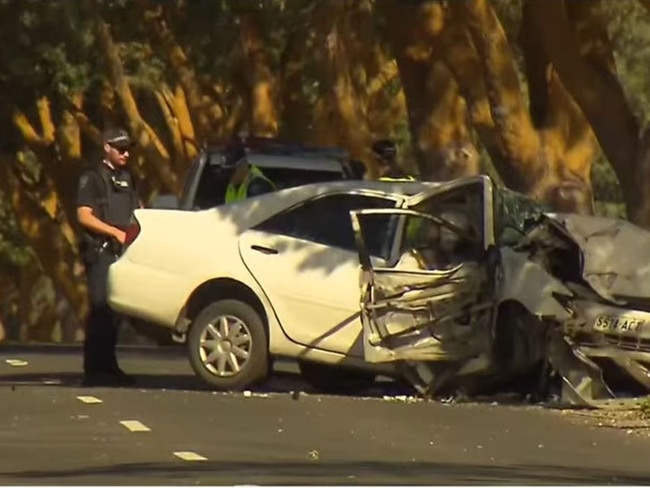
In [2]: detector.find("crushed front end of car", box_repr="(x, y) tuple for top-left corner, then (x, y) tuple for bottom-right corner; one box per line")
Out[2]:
(507, 212), (650, 409)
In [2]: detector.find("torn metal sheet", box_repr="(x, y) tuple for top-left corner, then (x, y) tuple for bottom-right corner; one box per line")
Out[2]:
(498, 248), (573, 320)
(545, 213), (650, 304)
(352, 176), (650, 409)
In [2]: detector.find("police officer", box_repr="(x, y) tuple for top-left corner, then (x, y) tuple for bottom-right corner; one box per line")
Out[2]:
(224, 138), (276, 203)
(76, 128), (140, 387)
(372, 139), (417, 182)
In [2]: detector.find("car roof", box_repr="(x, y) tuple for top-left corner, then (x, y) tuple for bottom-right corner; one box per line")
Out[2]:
(209, 177), (491, 230)
(204, 145), (347, 173)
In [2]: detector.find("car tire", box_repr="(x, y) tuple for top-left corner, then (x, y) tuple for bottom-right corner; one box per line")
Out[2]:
(187, 299), (269, 390)
(298, 360), (376, 395)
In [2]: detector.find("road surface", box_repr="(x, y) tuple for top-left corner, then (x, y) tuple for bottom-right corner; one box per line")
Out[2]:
(0, 345), (649, 485)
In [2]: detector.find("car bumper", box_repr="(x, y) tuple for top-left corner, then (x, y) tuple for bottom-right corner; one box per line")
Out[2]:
(107, 257), (188, 329)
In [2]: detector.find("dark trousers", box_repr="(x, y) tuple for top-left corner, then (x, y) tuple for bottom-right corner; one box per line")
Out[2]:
(83, 250), (121, 376)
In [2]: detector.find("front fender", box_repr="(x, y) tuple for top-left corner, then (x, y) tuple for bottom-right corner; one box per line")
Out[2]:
(498, 248), (573, 320)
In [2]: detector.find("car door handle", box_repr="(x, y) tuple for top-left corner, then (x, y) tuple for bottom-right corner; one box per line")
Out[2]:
(251, 245), (278, 255)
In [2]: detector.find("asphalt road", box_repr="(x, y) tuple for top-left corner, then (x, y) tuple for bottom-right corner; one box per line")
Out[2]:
(0, 345), (649, 485)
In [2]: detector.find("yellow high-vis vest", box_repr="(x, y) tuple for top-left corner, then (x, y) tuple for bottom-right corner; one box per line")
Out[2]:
(225, 165), (276, 204)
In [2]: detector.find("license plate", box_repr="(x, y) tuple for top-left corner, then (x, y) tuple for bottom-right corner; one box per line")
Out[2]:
(594, 315), (645, 334)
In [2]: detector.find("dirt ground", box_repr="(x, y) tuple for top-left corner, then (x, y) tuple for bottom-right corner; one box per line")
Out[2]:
(558, 407), (650, 439)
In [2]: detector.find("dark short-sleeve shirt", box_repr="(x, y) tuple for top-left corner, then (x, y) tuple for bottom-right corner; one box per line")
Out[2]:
(76, 162), (139, 229)
(77, 169), (104, 211)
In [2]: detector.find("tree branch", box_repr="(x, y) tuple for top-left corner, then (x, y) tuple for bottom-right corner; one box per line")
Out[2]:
(138, 0), (218, 143)
(367, 59), (398, 99)
(11, 109), (45, 146)
(91, 8), (178, 192)
(238, 11), (279, 136)
(526, 0), (639, 190)
(460, 0), (541, 178)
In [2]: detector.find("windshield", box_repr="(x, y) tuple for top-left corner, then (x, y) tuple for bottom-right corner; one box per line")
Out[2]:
(496, 187), (550, 245)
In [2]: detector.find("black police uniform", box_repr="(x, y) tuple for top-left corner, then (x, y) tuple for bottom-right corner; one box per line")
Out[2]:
(76, 160), (139, 385)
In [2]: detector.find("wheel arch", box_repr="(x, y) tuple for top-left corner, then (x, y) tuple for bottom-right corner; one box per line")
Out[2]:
(492, 299), (548, 371)
(174, 278), (269, 340)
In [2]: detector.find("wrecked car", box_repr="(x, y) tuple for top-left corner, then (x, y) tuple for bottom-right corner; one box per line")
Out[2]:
(107, 174), (650, 407)
(352, 178), (650, 408)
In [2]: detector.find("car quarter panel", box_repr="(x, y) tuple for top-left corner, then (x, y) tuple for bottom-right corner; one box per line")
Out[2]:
(107, 208), (274, 330)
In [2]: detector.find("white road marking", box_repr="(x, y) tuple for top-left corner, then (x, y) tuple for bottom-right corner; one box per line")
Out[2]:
(5, 359), (28, 367)
(77, 396), (103, 404)
(174, 451), (208, 461)
(119, 420), (151, 432)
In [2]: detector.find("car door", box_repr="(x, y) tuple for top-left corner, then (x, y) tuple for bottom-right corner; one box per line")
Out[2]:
(350, 177), (498, 364)
(238, 191), (401, 357)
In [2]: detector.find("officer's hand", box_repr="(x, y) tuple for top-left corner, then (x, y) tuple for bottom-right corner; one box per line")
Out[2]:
(113, 229), (126, 245)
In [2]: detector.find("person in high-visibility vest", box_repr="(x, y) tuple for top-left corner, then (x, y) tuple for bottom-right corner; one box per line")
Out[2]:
(221, 132), (276, 204)
(372, 139), (417, 182)
(225, 157), (276, 204)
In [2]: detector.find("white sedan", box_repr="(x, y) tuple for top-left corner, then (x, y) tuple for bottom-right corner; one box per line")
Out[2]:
(107, 176), (486, 392)
(108, 174), (650, 405)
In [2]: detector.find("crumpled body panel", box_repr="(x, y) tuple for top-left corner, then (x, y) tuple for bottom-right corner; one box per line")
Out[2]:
(547, 213), (650, 304)
(362, 263), (493, 364)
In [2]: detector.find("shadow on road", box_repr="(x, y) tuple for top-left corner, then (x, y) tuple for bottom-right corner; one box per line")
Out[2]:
(0, 369), (416, 400)
(0, 459), (648, 485)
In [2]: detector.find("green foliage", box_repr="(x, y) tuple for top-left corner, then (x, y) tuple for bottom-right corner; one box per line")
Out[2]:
(0, 191), (31, 268)
(0, 1), (97, 98)
(603, 0), (650, 127)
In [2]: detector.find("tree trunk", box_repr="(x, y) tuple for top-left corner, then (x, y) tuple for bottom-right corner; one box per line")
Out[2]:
(378, 0), (480, 180)
(309, 1), (375, 171)
(525, 0), (648, 223)
(139, 0), (221, 146)
(0, 153), (88, 331)
(238, 11), (279, 137)
(279, 25), (313, 142)
(433, 0), (597, 213)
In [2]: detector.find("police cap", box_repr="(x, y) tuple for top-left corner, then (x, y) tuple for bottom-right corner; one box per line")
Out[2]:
(103, 127), (133, 151)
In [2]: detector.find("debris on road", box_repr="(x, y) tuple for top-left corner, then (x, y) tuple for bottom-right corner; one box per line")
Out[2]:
(382, 395), (420, 403)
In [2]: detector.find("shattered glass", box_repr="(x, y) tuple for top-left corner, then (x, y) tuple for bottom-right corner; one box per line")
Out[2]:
(496, 187), (551, 246)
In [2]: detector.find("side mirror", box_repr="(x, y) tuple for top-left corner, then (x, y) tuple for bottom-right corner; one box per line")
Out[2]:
(151, 194), (179, 209)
